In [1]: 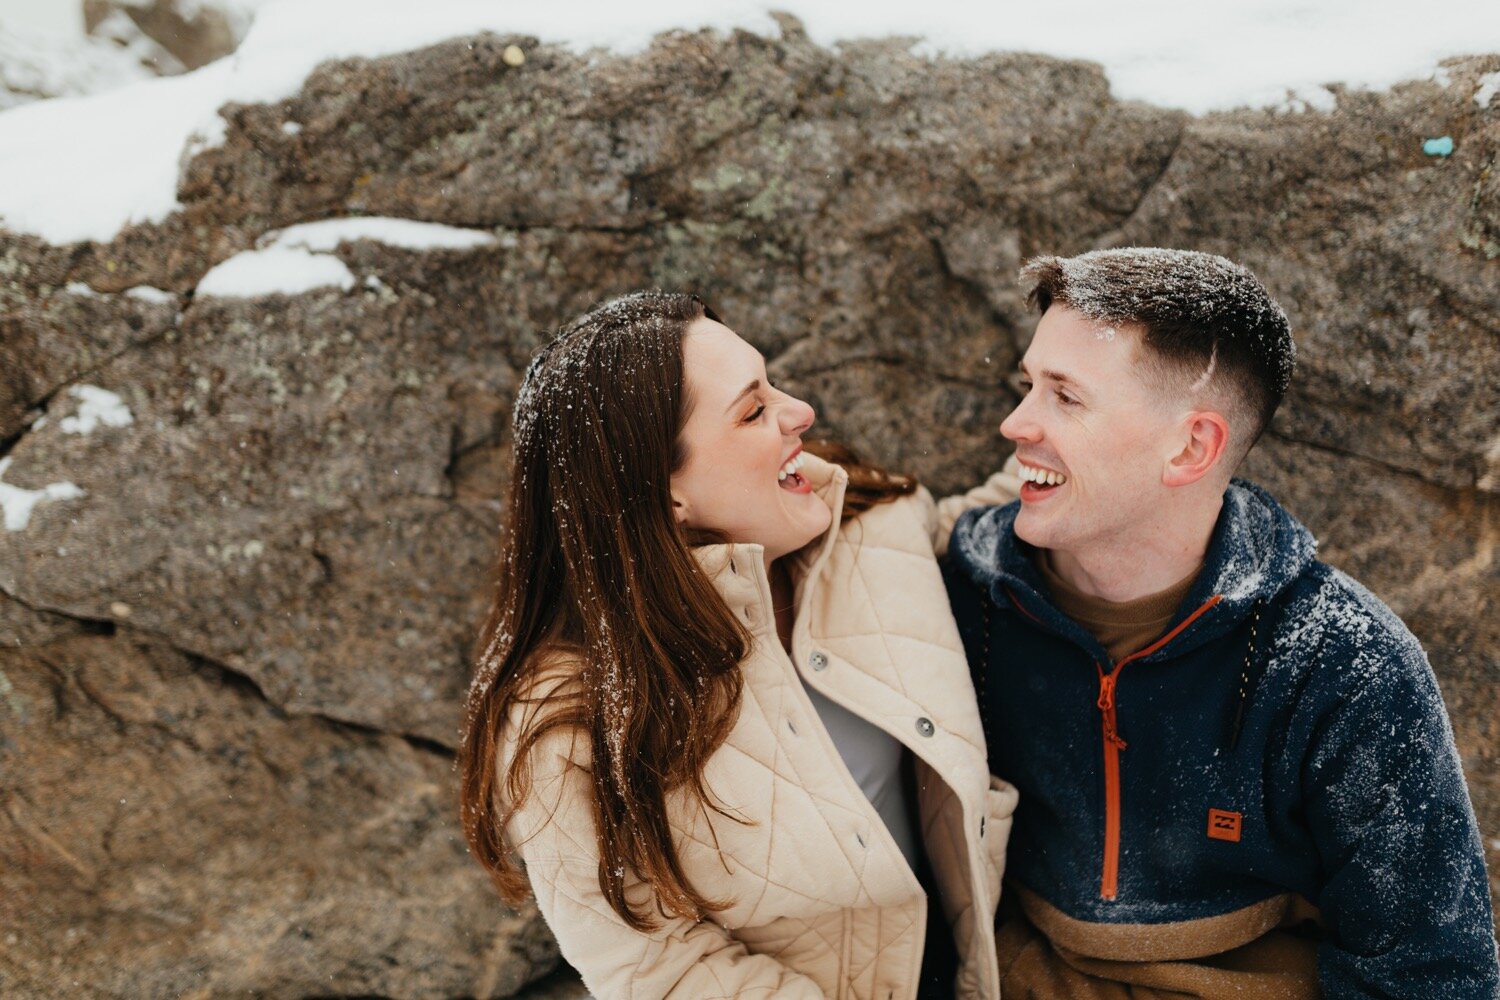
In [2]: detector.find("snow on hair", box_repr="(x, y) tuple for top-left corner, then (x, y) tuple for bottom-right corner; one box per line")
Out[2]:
(1020, 247), (1295, 442)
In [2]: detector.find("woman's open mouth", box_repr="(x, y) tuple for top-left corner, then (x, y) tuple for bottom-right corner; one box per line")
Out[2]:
(778, 451), (810, 492)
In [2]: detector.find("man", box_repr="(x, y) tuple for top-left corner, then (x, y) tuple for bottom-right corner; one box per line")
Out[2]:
(941, 248), (1499, 997)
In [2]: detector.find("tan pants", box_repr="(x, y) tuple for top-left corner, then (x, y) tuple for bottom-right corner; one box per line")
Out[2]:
(995, 909), (1322, 1000)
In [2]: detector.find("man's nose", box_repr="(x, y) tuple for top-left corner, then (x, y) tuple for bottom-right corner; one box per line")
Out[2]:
(999, 393), (1037, 442)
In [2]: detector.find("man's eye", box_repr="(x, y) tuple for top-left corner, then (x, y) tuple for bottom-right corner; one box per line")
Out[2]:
(1056, 390), (1079, 406)
(1018, 379), (1034, 393)
(743, 404), (765, 423)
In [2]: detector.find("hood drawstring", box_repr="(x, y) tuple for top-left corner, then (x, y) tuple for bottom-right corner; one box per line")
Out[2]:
(972, 576), (993, 740)
(1227, 597), (1267, 752)
(972, 573), (1277, 755)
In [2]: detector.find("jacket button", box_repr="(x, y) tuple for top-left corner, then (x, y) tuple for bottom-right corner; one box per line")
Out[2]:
(915, 717), (935, 738)
(809, 651), (828, 671)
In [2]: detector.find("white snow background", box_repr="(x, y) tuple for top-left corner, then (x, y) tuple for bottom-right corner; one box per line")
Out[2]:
(0, 0), (1498, 244)
(0, 0), (156, 110)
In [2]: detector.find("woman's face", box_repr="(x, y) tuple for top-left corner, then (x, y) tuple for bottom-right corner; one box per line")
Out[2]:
(670, 318), (833, 564)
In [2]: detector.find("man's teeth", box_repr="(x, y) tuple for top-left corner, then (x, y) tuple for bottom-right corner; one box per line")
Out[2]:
(1019, 463), (1068, 486)
(778, 453), (807, 481)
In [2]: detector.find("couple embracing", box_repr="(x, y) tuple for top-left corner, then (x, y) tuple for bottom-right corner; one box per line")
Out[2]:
(456, 249), (1499, 999)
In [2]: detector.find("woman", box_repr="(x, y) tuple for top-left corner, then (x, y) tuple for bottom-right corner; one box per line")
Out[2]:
(458, 291), (1018, 999)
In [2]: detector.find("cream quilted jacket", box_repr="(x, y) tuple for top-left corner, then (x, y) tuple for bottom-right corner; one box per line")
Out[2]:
(503, 455), (1019, 999)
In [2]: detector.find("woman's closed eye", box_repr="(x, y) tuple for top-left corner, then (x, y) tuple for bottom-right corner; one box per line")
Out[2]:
(743, 403), (766, 423)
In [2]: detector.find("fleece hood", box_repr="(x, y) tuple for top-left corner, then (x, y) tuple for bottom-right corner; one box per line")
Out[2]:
(946, 479), (1319, 662)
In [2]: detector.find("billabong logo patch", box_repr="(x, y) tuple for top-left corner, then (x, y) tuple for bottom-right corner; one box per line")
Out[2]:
(1207, 808), (1242, 842)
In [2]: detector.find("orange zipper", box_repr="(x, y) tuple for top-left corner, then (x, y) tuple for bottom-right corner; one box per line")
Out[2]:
(1095, 664), (1128, 899)
(1094, 595), (1223, 901)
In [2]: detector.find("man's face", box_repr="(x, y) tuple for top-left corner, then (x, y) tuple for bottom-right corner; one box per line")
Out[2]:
(999, 306), (1182, 555)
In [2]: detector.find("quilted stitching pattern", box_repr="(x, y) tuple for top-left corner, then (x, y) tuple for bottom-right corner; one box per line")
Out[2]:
(501, 457), (1003, 999)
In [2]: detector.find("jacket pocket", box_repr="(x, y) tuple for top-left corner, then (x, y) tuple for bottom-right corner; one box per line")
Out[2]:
(981, 776), (1020, 907)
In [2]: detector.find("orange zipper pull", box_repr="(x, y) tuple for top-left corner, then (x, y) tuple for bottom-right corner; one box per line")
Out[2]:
(1097, 669), (1128, 749)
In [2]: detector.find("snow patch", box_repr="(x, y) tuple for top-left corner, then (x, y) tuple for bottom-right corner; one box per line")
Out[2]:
(0, 457), (85, 531)
(0, 61), (234, 243)
(193, 216), (496, 297)
(64, 281), (175, 303)
(272, 216), (498, 251)
(1476, 72), (1500, 108)
(196, 244), (356, 297)
(1272, 85), (1338, 114)
(174, 0), (278, 34)
(123, 285), (177, 303)
(0, 16), (157, 112)
(59, 385), (134, 435)
(87, 7), (184, 75)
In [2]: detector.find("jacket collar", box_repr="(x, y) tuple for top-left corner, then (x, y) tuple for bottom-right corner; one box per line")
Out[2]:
(689, 453), (849, 609)
(948, 478), (1317, 661)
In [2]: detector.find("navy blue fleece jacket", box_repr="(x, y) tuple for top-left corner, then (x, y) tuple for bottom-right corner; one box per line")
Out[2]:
(944, 480), (1499, 997)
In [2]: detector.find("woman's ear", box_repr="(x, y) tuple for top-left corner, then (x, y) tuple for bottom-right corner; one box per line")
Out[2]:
(1163, 410), (1230, 488)
(668, 490), (690, 525)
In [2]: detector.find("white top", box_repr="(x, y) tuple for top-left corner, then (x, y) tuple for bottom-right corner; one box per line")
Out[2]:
(801, 679), (920, 875)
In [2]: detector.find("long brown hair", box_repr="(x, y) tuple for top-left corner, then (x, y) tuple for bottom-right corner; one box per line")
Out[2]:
(458, 291), (915, 930)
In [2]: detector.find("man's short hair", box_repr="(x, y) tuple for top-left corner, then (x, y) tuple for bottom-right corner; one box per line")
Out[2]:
(1021, 248), (1295, 457)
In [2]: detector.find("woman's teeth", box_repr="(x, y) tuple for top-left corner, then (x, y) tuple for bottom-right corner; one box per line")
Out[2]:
(1019, 463), (1068, 487)
(778, 453), (806, 481)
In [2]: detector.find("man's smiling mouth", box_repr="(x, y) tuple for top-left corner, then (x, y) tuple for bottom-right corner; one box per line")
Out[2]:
(1018, 461), (1068, 489)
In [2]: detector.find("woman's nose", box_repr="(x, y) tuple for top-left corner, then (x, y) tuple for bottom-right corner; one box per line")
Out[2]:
(778, 394), (816, 436)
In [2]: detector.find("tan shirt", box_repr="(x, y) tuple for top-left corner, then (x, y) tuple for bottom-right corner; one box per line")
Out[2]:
(1036, 551), (1202, 664)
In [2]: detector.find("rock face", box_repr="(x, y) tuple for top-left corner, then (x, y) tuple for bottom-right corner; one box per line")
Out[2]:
(84, 0), (250, 72)
(0, 22), (1496, 996)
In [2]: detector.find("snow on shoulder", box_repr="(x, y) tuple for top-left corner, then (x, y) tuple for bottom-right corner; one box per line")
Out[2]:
(0, 0), (1496, 244)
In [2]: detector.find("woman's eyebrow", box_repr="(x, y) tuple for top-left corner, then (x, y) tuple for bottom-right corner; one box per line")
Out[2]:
(723, 379), (761, 414)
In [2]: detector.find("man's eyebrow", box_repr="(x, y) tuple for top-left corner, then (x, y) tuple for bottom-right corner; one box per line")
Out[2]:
(1019, 362), (1081, 389)
(1040, 368), (1080, 388)
(724, 379), (760, 413)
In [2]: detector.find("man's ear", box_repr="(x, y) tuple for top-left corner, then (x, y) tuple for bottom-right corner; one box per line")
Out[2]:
(1164, 410), (1230, 487)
